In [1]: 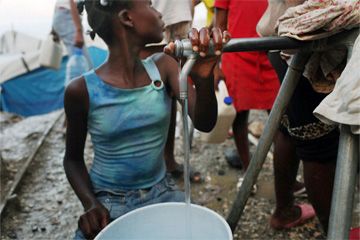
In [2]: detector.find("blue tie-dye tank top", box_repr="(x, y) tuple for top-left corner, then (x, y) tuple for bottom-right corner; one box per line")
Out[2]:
(84, 57), (171, 191)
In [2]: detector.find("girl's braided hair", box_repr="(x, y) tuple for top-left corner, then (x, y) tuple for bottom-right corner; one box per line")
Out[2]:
(77, 0), (132, 44)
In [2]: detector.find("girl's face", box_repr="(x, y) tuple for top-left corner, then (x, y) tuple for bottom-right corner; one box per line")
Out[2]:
(128, 0), (164, 44)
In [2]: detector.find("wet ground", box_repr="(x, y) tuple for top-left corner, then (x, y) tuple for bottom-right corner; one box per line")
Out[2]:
(0, 110), (358, 239)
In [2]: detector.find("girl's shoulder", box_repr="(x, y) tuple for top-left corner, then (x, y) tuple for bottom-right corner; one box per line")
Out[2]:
(149, 52), (178, 77)
(64, 76), (89, 111)
(65, 77), (87, 98)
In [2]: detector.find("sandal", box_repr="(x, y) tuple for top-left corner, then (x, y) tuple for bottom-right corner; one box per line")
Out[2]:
(168, 164), (203, 183)
(270, 204), (315, 230)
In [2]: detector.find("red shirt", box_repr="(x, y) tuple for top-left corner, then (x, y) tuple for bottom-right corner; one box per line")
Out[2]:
(215, 0), (280, 111)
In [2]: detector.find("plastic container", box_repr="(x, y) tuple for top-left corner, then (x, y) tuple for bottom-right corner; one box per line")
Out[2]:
(200, 80), (236, 143)
(39, 35), (63, 70)
(65, 47), (89, 86)
(95, 202), (233, 240)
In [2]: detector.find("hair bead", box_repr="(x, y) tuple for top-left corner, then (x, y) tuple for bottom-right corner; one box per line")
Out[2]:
(100, 0), (109, 6)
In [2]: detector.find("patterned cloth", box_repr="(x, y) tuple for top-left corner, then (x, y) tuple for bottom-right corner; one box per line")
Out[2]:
(277, 0), (360, 41)
(276, 0), (360, 93)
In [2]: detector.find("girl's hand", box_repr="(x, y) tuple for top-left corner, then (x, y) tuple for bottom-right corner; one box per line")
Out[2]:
(164, 27), (231, 79)
(78, 201), (110, 239)
(190, 27), (230, 79)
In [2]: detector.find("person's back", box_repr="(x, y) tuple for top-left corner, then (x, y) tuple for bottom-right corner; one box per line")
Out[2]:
(220, 0), (267, 38)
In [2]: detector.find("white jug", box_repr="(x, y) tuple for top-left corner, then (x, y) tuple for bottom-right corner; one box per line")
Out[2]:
(39, 35), (63, 70)
(200, 80), (236, 143)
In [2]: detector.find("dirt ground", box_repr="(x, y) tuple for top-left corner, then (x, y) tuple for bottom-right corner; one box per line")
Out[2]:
(0, 110), (358, 240)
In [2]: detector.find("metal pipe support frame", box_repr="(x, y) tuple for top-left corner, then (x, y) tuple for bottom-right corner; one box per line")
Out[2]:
(174, 28), (359, 238)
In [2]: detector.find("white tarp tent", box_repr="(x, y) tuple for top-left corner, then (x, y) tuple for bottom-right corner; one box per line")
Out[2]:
(0, 31), (43, 83)
(0, 30), (107, 84)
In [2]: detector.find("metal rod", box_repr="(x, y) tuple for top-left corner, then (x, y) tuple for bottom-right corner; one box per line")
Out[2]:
(327, 125), (359, 240)
(327, 38), (358, 239)
(174, 37), (306, 58)
(179, 55), (197, 205)
(174, 28), (359, 58)
(223, 37), (306, 52)
(226, 51), (311, 231)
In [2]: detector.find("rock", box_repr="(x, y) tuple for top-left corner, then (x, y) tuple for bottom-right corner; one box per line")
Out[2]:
(32, 225), (38, 232)
(22, 207), (31, 213)
(51, 218), (60, 226)
(7, 230), (17, 239)
(27, 203), (34, 209)
(248, 121), (264, 138)
(217, 169), (225, 176)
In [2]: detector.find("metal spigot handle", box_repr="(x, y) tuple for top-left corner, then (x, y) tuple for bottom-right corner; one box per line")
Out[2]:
(174, 39), (217, 58)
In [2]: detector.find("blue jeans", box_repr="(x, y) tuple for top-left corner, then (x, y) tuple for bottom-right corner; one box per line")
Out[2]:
(74, 174), (184, 239)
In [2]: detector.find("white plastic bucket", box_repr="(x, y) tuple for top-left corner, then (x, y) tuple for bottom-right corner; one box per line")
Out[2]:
(95, 202), (233, 240)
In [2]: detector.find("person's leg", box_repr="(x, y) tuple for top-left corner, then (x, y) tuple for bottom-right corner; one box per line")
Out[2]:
(232, 110), (250, 170)
(303, 160), (336, 233)
(270, 130), (302, 226)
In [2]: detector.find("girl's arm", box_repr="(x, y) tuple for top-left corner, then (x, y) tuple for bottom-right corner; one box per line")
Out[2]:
(64, 78), (109, 238)
(162, 28), (229, 132)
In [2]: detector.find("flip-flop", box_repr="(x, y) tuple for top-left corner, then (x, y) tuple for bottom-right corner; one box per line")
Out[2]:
(168, 164), (203, 183)
(270, 204), (315, 230)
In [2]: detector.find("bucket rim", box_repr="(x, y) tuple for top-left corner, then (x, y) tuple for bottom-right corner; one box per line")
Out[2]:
(95, 202), (233, 240)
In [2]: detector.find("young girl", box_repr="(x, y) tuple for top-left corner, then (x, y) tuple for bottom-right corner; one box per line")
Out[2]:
(64, 0), (228, 239)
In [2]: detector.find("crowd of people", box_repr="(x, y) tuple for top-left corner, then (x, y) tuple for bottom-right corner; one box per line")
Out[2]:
(53, 0), (359, 239)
